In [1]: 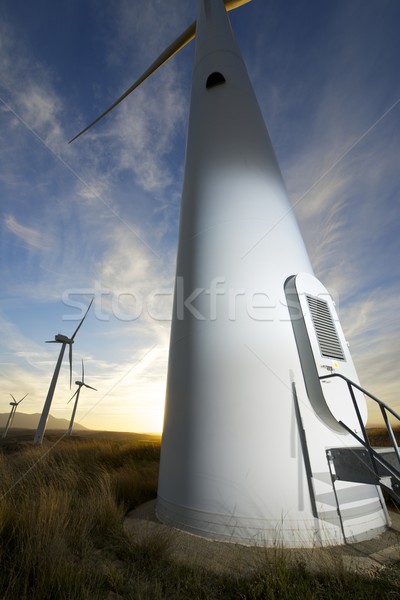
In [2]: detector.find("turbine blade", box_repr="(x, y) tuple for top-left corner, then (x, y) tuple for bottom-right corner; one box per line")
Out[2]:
(83, 384), (97, 391)
(81, 359), (85, 384)
(10, 394), (16, 402)
(71, 298), (93, 340)
(68, 389), (79, 404)
(68, 0), (251, 144)
(225, 0), (253, 9)
(68, 22), (196, 143)
(17, 393), (28, 405)
(45, 340), (58, 343)
(69, 344), (73, 389)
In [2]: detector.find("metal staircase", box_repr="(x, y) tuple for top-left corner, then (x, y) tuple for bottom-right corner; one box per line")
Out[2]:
(321, 373), (400, 504)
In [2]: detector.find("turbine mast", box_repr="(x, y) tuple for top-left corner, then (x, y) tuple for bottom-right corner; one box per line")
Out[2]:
(34, 343), (67, 445)
(157, 0), (313, 542)
(67, 387), (81, 436)
(156, 0), (387, 546)
(2, 405), (16, 439)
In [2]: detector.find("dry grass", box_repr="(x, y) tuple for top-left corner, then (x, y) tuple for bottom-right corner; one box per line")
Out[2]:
(0, 436), (159, 599)
(366, 426), (400, 448)
(0, 434), (399, 599)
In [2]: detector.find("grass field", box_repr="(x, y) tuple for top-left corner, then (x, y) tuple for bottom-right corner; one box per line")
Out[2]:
(0, 431), (399, 599)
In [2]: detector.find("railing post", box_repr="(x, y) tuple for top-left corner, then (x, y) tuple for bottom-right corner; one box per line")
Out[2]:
(347, 382), (367, 440)
(380, 405), (400, 467)
(346, 381), (380, 478)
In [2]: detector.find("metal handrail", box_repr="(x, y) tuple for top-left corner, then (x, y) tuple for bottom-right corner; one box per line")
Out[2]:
(319, 372), (400, 476)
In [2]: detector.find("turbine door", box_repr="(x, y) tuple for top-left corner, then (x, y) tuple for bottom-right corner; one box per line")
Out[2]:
(285, 273), (367, 435)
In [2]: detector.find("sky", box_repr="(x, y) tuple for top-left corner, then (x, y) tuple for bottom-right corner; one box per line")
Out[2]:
(0, 0), (399, 433)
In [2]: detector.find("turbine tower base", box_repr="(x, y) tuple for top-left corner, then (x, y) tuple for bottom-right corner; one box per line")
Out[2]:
(156, 495), (387, 548)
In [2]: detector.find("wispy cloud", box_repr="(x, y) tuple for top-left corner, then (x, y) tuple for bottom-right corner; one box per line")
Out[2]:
(339, 286), (400, 421)
(4, 214), (51, 251)
(0, 312), (47, 374)
(109, 71), (186, 193)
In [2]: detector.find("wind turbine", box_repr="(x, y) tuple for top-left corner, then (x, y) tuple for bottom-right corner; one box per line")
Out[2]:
(67, 359), (97, 436)
(2, 394), (28, 439)
(70, 1), (388, 547)
(34, 299), (93, 445)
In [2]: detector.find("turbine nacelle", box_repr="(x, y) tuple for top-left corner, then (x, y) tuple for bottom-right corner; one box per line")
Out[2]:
(44, 298), (94, 388)
(74, 377), (96, 385)
(50, 334), (74, 344)
(10, 393), (28, 406)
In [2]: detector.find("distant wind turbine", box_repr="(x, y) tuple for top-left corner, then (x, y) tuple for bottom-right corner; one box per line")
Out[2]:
(2, 393), (28, 439)
(33, 299), (93, 445)
(67, 359), (97, 436)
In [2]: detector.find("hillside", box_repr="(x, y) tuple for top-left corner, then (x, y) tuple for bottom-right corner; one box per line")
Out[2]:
(0, 412), (88, 431)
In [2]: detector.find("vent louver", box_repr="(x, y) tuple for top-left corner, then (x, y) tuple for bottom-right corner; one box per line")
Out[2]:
(306, 295), (346, 361)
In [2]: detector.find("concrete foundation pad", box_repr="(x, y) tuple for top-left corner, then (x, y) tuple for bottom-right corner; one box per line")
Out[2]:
(124, 500), (400, 575)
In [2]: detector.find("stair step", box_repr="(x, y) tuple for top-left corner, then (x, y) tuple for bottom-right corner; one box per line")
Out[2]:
(328, 447), (400, 483)
(374, 447), (400, 469)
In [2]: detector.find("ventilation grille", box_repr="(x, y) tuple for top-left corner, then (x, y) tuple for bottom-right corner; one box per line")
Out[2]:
(306, 295), (345, 361)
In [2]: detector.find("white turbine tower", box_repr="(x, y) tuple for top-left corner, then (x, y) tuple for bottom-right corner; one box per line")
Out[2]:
(34, 299), (93, 445)
(70, 0), (388, 546)
(67, 360), (97, 436)
(2, 394), (28, 439)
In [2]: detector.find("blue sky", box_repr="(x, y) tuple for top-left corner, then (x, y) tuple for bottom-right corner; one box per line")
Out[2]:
(0, 0), (399, 432)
